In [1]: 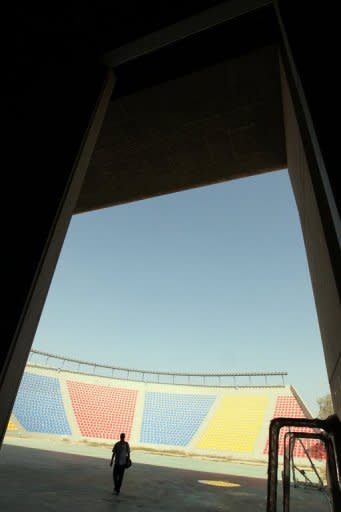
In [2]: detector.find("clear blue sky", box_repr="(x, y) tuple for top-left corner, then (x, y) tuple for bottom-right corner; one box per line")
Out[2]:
(32, 169), (330, 416)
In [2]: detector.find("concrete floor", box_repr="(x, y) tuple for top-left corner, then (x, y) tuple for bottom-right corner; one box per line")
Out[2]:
(0, 438), (331, 511)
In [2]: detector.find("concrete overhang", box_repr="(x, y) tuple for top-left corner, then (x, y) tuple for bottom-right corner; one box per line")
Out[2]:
(76, 44), (286, 213)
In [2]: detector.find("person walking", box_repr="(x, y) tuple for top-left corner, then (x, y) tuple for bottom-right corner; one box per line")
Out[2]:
(110, 432), (131, 495)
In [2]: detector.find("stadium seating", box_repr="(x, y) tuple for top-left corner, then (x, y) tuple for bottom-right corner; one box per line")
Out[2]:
(140, 392), (215, 446)
(8, 365), (326, 461)
(7, 417), (18, 432)
(13, 372), (71, 435)
(196, 395), (269, 453)
(67, 381), (137, 439)
(263, 395), (326, 459)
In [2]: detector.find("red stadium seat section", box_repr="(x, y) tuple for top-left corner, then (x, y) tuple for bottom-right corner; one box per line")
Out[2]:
(263, 395), (326, 459)
(66, 381), (138, 440)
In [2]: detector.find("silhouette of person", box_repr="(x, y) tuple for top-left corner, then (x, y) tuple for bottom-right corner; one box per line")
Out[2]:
(110, 432), (130, 495)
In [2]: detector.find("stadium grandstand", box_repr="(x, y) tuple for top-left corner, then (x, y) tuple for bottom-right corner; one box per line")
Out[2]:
(6, 350), (326, 463)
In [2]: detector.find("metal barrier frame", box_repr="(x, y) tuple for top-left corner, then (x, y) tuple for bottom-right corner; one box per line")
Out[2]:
(266, 416), (341, 512)
(283, 431), (333, 512)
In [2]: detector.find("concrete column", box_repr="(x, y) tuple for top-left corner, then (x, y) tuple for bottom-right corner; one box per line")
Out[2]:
(281, 65), (341, 417)
(1, 37), (115, 447)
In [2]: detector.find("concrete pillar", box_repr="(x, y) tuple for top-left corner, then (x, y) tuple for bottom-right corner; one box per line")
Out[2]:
(281, 65), (341, 418)
(1, 36), (114, 447)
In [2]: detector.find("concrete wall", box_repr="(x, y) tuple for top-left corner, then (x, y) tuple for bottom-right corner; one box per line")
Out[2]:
(281, 64), (341, 417)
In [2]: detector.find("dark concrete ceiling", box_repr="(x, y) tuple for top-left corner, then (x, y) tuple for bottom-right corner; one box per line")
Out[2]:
(76, 43), (286, 213)
(44, 2), (286, 213)
(17, 2), (246, 55)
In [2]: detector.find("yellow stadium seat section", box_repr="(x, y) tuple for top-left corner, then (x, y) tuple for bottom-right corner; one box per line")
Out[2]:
(7, 417), (18, 431)
(196, 395), (269, 453)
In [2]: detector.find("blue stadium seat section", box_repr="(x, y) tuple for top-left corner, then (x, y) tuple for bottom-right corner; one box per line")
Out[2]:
(140, 392), (216, 446)
(13, 372), (71, 435)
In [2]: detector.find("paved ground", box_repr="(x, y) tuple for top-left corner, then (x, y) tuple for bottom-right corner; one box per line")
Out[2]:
(0, 438), (331, 511)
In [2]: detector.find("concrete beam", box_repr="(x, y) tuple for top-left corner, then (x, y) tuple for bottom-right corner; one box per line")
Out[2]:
(76, 45), (286, 213)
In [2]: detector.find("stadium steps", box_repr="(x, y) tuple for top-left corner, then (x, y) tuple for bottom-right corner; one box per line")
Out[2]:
(253, 391), (278, 458)
(59, 377), (82, 439)
(130, 388), (144, 445)
(188, 393), (219, 451)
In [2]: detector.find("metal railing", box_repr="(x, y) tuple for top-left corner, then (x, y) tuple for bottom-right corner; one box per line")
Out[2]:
(28, 349), (287, 387)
